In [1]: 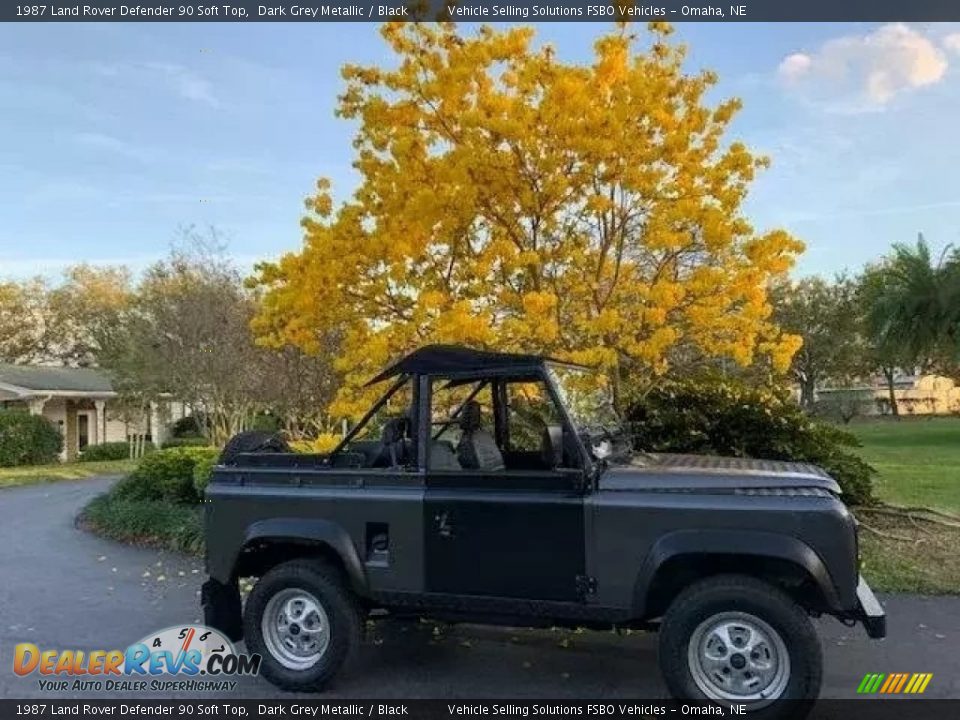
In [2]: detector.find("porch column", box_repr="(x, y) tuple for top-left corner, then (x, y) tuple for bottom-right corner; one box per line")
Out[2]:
(64, 400), (77, 462)
(27, 397), (48, 416)
(94, 400), (106, 445)
(149, 401), (167, 448)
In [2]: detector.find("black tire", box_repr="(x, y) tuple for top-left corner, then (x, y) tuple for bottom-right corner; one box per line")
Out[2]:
(659, 575), (821, 719)
(219, 430), (289, 466)
(243, 560), (360, 692)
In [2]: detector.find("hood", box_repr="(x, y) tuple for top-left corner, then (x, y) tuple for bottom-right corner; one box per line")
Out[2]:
(599, 452), (841, 495)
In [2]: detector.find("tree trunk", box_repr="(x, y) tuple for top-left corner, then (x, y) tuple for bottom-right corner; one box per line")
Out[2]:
(799, 375), (816, 411)
(612, 369), (623, 416)
(882, 367), (900, 418)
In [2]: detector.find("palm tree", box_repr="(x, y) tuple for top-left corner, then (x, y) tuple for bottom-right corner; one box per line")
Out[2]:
(864, 235), (960, 396)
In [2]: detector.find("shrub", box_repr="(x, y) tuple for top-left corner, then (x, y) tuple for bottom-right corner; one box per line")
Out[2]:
(625, 377), (875, 505)
(81, 493), (204, 555)
(249, 413), (282, 433)
(192, 451), (220, 499)
(0, 410), (63, 467)
(289, 433), (341, 454)
(79, 441), (132, 462)
(129, 446), (219, 504)
(169, 414), (205, 438)
(161, 436), (208, 449)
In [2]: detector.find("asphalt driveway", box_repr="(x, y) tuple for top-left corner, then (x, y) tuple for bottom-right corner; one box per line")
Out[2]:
(1, 476), (957, 699)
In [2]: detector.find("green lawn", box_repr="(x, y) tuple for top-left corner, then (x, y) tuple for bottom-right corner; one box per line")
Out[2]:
(846, 416), (960, 593)
(849, 416), (960, 515)
(0, 459), (139, 488)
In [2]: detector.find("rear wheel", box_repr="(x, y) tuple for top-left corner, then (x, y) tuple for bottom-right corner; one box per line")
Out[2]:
(659, 575), (821, 718)
(243, 560), (360, 692)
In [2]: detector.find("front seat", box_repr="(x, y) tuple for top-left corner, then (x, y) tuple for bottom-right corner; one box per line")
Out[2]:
(379, 416), (411, 468)
(456, 401), (505, 471)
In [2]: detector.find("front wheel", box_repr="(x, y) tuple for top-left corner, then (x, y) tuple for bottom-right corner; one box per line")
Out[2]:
(243, 560), (360, 692)
(658, 575), (821, 718)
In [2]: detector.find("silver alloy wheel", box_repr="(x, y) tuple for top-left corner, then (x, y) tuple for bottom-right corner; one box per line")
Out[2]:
(261, 588), (331, 670)
(687, 611), (791, 707)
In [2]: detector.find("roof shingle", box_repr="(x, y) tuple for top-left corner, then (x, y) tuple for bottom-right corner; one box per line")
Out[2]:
(0, 364), (114, 393)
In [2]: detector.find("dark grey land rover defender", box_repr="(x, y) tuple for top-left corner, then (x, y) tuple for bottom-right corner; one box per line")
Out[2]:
(202, 345), (885, 711)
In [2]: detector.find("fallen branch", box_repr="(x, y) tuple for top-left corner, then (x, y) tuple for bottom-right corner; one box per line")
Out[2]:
(863, 505), (960, 530)
(876, 502), (960, 522)
(857, 521), (915, 543)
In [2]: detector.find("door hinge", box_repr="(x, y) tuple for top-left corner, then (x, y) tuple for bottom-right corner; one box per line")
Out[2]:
(575, 575), (597, 599)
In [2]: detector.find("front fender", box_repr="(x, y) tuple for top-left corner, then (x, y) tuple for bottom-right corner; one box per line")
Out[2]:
(632, 529), (843, 615)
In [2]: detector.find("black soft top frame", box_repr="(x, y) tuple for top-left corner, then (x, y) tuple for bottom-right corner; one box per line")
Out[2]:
(365, 343), (586, 386)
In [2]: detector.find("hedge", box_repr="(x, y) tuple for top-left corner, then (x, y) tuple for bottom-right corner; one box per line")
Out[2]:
(192, 451), (219, 499)
(116, 445), (219, 504)
(626, 377), (875, 505)
(160, 436), (208, 449)
(0, 410), (63, 467)
(81, 493), (203, 555)
(79, 441), (133, 462)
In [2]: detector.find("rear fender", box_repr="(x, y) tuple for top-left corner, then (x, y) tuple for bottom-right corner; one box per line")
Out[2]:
(236, 518), (368, 594)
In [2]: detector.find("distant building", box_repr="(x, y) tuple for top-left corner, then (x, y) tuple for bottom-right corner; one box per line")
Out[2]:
(0, 364), (186, 461)
(816, 373), (960, 416)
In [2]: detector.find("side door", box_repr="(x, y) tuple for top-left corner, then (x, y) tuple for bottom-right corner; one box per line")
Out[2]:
(423, 376), (586, 602)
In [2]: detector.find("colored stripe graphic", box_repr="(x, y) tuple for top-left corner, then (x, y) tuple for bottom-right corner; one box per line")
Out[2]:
(894, 673), (910, 693)
(857, 672), (932, 694)
(858, 673), (885, 693)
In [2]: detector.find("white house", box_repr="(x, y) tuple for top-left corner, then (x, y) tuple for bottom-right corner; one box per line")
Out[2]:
(0, 364), (185, 461)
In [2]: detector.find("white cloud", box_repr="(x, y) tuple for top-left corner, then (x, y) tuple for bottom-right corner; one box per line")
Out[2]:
(778, 24), (948, 110)
(144, 62), (219, 107)
(944, 33), (960, 55)
(778, 53), (812, 81)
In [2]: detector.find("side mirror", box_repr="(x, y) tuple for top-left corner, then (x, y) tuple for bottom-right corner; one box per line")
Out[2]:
(541, 425), (564, 469)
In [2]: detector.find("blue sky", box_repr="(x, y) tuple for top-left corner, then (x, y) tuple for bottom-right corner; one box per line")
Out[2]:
(1, 21), (959, 282)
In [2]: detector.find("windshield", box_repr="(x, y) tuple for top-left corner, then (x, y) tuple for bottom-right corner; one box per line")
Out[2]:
(546, 363), (623, 439)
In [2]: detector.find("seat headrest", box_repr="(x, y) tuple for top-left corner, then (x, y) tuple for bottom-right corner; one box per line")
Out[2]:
(381, 416), (410, 444)
(458, 401), (483, 432)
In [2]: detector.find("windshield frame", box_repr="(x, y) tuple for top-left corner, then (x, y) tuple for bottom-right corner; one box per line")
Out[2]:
(545, 363), (621, 432)
(545, 362), (629, 461)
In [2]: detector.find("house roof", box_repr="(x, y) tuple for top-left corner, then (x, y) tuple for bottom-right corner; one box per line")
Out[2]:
(366, 344), (583, 385)
(0, 364), (114, 395)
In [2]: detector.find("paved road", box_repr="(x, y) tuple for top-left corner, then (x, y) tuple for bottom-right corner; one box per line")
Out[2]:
(1, 477), (958, 699)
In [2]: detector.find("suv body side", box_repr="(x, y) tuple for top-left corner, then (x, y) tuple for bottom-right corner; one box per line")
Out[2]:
(205, 365), (865, 631)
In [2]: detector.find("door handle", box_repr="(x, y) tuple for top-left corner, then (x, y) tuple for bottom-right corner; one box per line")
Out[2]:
(434, 511), (454, 539)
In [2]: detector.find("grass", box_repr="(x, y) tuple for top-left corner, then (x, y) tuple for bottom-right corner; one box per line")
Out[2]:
(846, 416), (960, 594)
(79, 492), (204, 555)
(849, 416), (960, 514)
(857, 509), (960, 594)
(0, 459), (139, 488)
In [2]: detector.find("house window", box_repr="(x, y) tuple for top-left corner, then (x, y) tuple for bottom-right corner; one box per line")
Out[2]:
(78, 414), (89, 450)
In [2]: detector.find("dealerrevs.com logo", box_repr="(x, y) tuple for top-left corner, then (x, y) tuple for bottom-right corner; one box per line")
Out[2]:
(13, 624), (261, 692)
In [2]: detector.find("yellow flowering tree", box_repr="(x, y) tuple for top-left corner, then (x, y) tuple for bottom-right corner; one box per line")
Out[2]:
(253, 22), (803, 416)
